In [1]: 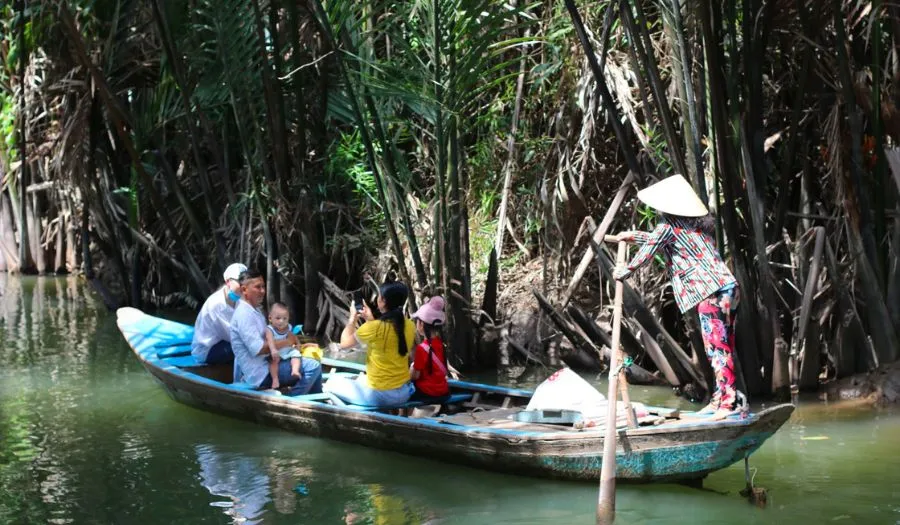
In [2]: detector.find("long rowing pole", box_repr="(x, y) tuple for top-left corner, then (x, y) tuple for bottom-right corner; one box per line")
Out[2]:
(597, 237), (628, 525)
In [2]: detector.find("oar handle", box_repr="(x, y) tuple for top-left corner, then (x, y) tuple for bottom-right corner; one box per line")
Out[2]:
(603, 235), (620, 243)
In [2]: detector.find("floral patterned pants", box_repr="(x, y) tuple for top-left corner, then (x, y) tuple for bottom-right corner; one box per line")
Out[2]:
(697, 285), (740, 410)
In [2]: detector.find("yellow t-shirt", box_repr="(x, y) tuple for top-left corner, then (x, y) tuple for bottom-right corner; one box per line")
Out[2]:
(357, 318), (416, 391)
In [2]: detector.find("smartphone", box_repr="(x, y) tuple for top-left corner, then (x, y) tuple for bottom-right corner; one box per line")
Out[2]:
(353, 292), (365, 312)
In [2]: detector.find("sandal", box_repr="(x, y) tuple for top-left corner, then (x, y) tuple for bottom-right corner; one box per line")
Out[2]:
(695, 393), (721, 414)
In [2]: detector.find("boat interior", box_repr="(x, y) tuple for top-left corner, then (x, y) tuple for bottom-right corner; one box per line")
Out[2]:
(152, 342), (697, 433)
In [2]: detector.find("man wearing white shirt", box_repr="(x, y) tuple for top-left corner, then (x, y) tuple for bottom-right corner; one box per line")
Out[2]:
(191, 263), (247, 364)
(230, 269), (322, 394)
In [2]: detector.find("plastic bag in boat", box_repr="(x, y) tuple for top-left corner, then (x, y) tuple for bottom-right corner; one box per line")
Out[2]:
(526, 368), (606, 415)
(526, 368), (648, 427)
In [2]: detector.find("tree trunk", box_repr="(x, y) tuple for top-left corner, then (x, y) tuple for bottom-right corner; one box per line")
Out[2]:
(739, 126), (783, 395)
(494, 16), (529, 256)
(823, 241), (873, 376)
(81, 203), (93, 279)
(262, 212), (280, 304)
(0, 193), (20, 272)
(793, 227), (825, 392)
(447, 117), (476, 366)
(834, 0), (882, 283)
(15, 0), (31, 274)
(699, 0), (766, 396)
(285, 0), (324, 330)
(28, 189), (44, 275)
(53, 209), (64, 274)
(334, 18), (428, 292)
(65, 204), (76, 272)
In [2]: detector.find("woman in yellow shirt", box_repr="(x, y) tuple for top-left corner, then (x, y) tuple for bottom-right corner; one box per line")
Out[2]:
(324, 282), (416, 405)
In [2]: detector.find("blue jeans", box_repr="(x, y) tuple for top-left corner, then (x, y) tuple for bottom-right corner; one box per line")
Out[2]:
(324, 375), (414, 406)
(205, 340), (234, 365)
(259, 359), (323, 396)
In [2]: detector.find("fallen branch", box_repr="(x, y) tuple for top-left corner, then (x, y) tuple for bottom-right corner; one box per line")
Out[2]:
(534, 288), (602, 357)
(506, 336), (548, 367)
(566, 304), (670, 386)
(561, 172), (636, 307)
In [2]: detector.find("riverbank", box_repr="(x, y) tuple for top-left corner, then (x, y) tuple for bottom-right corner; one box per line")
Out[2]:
(823, 360), (900, 407)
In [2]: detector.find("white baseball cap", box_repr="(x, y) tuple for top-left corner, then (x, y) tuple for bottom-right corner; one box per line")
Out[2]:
(223, 263), (248, 282)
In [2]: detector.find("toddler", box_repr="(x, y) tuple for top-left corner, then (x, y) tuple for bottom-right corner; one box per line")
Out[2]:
(266, 302), (302, 389)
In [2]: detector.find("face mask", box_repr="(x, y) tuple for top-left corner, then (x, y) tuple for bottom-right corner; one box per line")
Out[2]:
(227, 290), (241, 302)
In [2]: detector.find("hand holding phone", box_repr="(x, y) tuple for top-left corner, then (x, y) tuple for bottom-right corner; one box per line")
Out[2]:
(353, 291), (365, 312)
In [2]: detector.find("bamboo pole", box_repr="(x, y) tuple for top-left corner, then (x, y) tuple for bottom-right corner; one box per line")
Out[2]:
(494, 5), (530, 257)
(597, 239), (627, 525)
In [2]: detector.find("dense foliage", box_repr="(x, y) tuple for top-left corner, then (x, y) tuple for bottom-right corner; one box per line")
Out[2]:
(1, 0), (899, 400)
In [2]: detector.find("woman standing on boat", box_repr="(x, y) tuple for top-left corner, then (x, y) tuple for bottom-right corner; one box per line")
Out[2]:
(612, 175), (744, 417)
(324, 281), (416, 406)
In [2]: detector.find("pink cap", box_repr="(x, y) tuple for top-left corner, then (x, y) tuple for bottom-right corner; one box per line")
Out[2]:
(411, 296), (446, 325)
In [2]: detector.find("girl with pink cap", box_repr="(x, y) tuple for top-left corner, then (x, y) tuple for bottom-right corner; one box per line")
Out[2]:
(409, 296), (450, 403)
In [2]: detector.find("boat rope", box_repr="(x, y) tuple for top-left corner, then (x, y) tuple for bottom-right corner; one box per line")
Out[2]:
(743, 457), (758, 488)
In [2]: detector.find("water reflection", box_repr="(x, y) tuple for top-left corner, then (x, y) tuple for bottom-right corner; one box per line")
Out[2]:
(192, 439), (434, 524)
(196, 444), (271, 523)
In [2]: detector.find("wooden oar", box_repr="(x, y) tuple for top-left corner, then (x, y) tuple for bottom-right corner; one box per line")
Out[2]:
(597, 239), (628, 525)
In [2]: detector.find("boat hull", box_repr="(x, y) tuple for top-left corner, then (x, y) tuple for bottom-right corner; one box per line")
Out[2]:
(120, 308), (794, 483)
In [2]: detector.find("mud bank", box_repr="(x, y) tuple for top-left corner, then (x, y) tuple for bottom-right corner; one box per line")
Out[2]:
(822, 361), (900, 406)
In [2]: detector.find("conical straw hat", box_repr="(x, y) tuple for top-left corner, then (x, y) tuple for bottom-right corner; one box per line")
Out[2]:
(636, 175), (708, 217)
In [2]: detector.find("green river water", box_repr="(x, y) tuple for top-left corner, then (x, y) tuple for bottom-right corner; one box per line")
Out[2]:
(0, 276), (898, 524)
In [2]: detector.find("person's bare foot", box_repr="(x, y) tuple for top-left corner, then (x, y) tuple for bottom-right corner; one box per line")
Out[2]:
(271, 380), (280, 389)
(697, 401), (719, 414)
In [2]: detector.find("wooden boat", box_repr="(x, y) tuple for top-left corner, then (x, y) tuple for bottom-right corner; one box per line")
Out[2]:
(116, 307), (794, 483)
